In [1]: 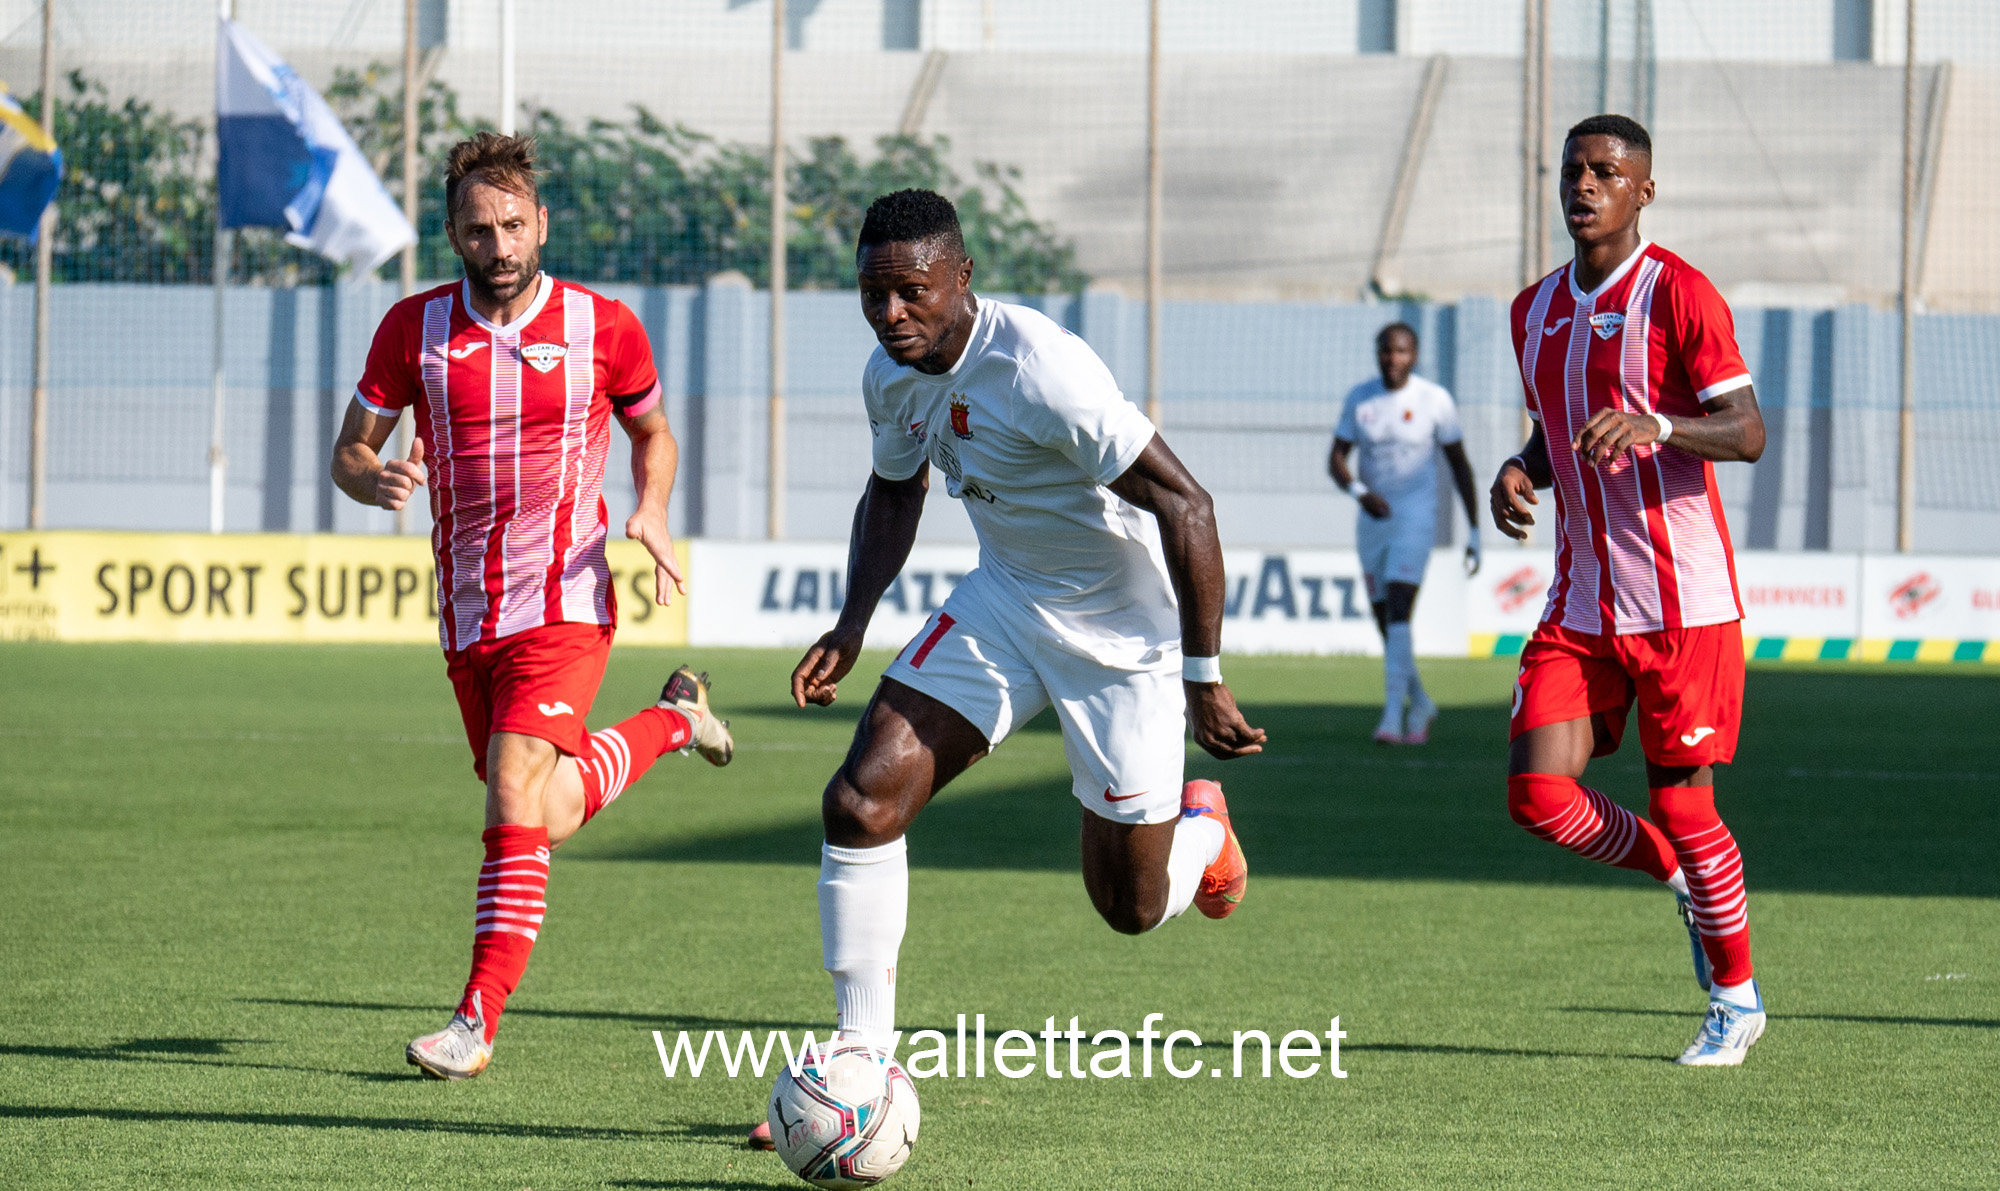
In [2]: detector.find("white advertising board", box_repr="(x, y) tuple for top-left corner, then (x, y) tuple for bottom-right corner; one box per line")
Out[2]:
(1860, 554), (2000, 642)
(688, 542), (1470, 656)
(687, 540), (980, 652)
(1736, 552), (1862, 640)
(1466, 548), (1557, 641)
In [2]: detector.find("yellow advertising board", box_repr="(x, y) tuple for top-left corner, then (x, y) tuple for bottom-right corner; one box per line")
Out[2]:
(0, 531), (688, 646)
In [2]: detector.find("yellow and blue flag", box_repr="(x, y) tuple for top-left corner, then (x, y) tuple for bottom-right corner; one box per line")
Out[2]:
(0, 83), (59, 240)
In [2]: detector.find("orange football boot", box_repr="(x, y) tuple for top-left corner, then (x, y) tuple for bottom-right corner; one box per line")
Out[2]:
(1182, 779), (1247, 918)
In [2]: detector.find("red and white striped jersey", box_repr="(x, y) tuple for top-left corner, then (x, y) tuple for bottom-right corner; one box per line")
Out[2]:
(1510, 242), (1750, 636)
(356, 275), (661, 651)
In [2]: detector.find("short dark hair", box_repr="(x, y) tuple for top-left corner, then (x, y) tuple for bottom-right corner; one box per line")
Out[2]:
(1377, 322), (1418, 349)
(857, 189), (966, 260)
(1565, 113), (1652, 157)
(445, 132), (541, 220)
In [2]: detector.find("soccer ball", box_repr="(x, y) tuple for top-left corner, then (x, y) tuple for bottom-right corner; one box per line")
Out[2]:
(766, 1041), (921, 1188)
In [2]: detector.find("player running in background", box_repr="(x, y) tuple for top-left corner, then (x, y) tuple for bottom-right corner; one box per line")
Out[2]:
(1328, 322), (1481, 745)
(331, 133), (733, 1081)
(792, 187), (1265, 1052)
(1491, 115), (1768, 1066)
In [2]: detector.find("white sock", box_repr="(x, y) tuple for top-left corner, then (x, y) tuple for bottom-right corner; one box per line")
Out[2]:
(1711, 978), (1758, 1010)
(1382, 623), (1414, 724)
(1159, 814), (1225, 925)
(1666, 868), (1690, 898)
(819, 838), (908, 1049)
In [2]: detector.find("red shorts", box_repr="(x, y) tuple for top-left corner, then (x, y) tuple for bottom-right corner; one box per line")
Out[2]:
(445, 621), (613, 782)
(1509, 620), (1744, 767)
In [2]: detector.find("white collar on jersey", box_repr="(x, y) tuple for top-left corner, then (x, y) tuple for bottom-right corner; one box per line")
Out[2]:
(461, 272), (555, 337)
(1566, 238), (1652, 304)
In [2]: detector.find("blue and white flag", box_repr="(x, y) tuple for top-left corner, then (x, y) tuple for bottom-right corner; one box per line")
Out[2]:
(216, 18), (415, 272)
(0, 84), (60, 240)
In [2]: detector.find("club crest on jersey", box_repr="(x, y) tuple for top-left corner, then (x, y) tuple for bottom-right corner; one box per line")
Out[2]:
(1589, 312), (1625, 340)
(949, 394), (973, 440)
(520, 342), (568, 373)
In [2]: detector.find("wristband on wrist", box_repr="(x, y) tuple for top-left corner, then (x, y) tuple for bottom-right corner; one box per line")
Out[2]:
(1651, 411), (1674, 443)
(1182, 655), (1222, 683)
(1346, 480), (1370, 500)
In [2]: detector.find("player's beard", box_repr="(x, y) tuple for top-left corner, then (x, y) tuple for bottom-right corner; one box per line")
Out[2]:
(466, 243), (542, 307)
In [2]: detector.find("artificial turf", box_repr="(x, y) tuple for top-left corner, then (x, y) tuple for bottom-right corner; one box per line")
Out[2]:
(0, 643), (1994, 1188)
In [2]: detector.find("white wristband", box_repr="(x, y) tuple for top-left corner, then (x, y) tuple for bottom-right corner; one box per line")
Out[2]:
(1651, 411), (1673, 443)
(1346, 480), (1370, 500)
(1182, 655), (1222, 683)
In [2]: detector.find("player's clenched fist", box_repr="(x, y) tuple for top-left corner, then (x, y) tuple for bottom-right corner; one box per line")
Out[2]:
(1186, 680), (1267, 760)
(792, 627), (864, 708)
(1489, 459), (1538, 541)
(377, 437), (427, 511)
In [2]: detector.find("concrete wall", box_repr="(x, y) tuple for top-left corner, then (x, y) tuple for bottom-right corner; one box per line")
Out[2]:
(1, 280), (1993, 554)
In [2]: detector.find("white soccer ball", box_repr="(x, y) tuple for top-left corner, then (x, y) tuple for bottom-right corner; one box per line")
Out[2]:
(767, 1041), (921, 1189)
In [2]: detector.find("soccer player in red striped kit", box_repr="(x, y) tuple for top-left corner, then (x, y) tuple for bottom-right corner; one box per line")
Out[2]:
(332, 133), (734, 1080)
(1490, 116), (1769, 1065)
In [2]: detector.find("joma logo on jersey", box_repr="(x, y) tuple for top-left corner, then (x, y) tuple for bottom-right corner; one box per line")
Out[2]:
(520, 342), (568, 373)
(948, 394), (973, 439)
(1589, 312), (1625, 340)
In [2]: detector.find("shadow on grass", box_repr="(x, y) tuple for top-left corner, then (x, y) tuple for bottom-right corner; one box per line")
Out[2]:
(1345, 1041), (1672, 1063)
(607, 1180), (796, 1191)
(596, 669), (2000, 900)
(0, 1103), (706, 1141)
(0, 1040), (411, 1084)
(1561, 1006), (2000, 1030)
(237, 998), (818, 1032)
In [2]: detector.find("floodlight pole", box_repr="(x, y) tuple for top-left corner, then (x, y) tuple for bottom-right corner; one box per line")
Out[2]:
(499, 0), (516, 136)
(27, 0), (53, 529)
(210, 0), (235, 535)
(1144, 0), (1162, 428)
(1897, 0), (1917, 553)
(767, 0), (787, 541)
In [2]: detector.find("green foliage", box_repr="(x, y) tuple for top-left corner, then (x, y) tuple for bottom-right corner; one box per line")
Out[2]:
(1, 66), (1086, 294)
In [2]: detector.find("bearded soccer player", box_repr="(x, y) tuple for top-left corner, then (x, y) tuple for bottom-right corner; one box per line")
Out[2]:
(1491, 115), (1768, 1066)
(1328, 322), (1482, 745)
(792, 187), (1265, 1051)
(331, 133), (734, 1081)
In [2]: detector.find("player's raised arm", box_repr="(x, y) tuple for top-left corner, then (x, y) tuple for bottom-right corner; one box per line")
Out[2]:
(792, 465), (931, 707)
(332, 398), (426, 511)
(1573, 384), (1766, 468)
(1108, 436), (1266, 759)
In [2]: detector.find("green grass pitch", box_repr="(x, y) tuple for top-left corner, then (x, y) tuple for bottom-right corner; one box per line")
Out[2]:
(1, 642), (1995, 1188)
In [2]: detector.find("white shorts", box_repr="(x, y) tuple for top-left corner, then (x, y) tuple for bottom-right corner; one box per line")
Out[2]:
(881, 569), (1186, 826)
(1356, 506), (1435, 599)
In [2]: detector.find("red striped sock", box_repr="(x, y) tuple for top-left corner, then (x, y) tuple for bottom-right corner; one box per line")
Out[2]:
(460, 824), (550, 1044)
(1507, 773), (1679, 880)
(578, 706), (693, 826)
(1650, 786), (1753, 987)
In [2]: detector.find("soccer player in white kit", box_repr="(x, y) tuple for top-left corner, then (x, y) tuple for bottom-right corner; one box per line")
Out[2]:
(1328, 323), (1482, 745)
(789, 189), (1267, 1054)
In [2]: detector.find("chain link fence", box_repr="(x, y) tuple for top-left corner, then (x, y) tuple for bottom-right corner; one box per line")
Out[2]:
(0, 0), (1994, 549)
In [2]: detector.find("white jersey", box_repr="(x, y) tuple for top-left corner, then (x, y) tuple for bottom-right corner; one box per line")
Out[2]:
(864, 298), (1176, 668)
(1333, 374), (1463, 521)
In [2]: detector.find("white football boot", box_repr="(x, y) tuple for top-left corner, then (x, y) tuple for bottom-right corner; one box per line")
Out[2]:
(407, 991), (494, 1080)
(1676, 982), (1766, 1067)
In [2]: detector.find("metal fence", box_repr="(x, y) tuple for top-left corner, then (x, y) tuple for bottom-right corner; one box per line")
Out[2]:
(0, 0), (1996, 552)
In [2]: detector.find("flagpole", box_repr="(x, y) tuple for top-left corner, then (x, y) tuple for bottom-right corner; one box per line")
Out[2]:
(210, 0), (235, 535)
(28, 0), (53, 530)
(396, 0), (420, 535)
(499, 0), (516, 136)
